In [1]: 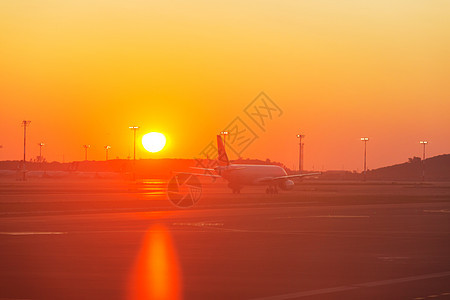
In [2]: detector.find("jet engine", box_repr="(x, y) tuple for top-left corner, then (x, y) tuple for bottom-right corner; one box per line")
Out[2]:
(278, 179), (294, 191)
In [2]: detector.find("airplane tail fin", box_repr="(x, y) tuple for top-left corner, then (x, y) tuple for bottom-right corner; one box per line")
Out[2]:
(217, 135), (230, 166)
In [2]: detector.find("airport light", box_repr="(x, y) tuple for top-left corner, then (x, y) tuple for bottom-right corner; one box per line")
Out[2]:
(361, 137), (369, 181)
(38, 142), (45, 162)
(83, 144), (90, 161)
(419, 141), (428, 160)
(129, 126), (140, 161)
(420, 141), (428, 181)
(21, 120), (31, 181)
(296, 134), (305, 173)
(105, 145), (111, 161)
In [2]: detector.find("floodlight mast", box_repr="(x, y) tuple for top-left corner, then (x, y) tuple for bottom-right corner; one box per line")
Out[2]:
(129, 126), (140, 181)
(38, 142), (45, 162)
(129, 126), (140, 161)
(22, 120), (31, 181)
(296, 134), (305, 173)
(83, 145), (90, 161)
(361, 137), (369, 181)
(105, 145), (111, 161)
(419, 141), (428, 181)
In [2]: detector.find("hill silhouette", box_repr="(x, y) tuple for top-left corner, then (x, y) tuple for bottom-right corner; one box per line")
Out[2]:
(367, 154), (450, 181)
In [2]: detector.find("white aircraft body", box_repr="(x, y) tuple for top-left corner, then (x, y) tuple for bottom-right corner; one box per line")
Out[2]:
(198, 135), (321, 194)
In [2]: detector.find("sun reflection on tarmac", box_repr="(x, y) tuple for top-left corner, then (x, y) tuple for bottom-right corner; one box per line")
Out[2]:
(127, 224), (182, 300)
(136, 179), (168, 197)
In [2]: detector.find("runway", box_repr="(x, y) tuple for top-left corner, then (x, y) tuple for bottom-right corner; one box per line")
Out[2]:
(0, 179), (449, 299)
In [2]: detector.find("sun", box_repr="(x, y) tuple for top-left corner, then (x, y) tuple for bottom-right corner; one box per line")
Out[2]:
(142, 132), (166, 153)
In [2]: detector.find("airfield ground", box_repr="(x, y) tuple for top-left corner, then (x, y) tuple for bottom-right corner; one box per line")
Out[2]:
(0, 178), (449, 299)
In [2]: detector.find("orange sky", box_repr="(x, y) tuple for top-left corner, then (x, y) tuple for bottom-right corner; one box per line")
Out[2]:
(1, 1), (449, 171)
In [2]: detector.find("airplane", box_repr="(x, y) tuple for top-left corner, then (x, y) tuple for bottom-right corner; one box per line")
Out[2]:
(194, 135), (321, 194)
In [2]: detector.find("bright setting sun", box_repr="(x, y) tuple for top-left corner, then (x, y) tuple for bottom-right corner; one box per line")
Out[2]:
(142, 132), (166, 153)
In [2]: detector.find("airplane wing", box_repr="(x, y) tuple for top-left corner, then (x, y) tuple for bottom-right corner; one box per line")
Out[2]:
(174, 172), (222, 178)
(256, 172), (322, 184)
(190, 167), (216, 171)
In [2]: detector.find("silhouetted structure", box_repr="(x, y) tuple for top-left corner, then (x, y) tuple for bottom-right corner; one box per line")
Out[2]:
(105, 145), (111, 161)
(361, 137), (369, 181)
(0, 155), (449, 181)
(129, 126), (139, 161)
(296, 134), (305, 173)
(38, 142), (45, 162)
(83, 145), (90, 161)
(21, 120), (31, 180)
(420, 141), (428, 181)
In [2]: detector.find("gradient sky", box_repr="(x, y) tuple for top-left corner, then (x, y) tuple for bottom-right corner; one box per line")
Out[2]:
(1, 0), (449, 171)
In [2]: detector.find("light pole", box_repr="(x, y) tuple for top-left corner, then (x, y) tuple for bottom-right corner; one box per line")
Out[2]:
(22, 120), (31, 181)
(220, 131), (229, 152)
(296, 134), (305, 173)
(361, 137), (369, 181)
(38, 142), (45, 162)
(105, 145), (111, 161)
(420, 141), (428, 181)
(129, 126), (140, 161)
(83, 145), (90, 161)
(129, 126), (140, 180)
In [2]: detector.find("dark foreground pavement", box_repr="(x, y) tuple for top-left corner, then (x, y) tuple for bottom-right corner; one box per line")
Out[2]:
(0, 179), (449, 299)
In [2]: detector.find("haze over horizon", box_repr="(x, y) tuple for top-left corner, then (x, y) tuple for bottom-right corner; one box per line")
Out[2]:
(1, 1), (449, 171)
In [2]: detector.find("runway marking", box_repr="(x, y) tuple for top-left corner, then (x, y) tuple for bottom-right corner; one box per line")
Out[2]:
(252, 271), (450, 300)
(0, 206), (170, 216)
(307, 215), (370, 218)
(413, 293), (450, 300)
(0, 201), (318, 216)
(172, 222), (224, 227)
(0, 231), (67, 236)
(378, 256), (410, 261)
(273, 215), (370, 220)
(69, 229), (226, 234)
(197, 201), (319, 209)
(424, 209), (450, 214)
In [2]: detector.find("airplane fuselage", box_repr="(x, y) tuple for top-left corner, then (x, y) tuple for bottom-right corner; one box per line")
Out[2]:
(220, 164), (287, 186)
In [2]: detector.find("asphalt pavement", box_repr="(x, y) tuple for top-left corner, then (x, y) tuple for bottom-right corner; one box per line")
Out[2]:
(0, 179), (449, 299)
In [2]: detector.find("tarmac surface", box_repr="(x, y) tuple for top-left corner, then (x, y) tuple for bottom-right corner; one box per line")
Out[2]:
(0, 178), (449, 299)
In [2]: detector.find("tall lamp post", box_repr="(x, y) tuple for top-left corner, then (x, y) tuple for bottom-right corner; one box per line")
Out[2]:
(296, 134), (305, 173)
(419, 141), (428, 181)
(129, 126), (140, 161)
(361, 137), (369, 181)
(105, 145), (111, 161)
(22, 120), (31, 181)
(129, 126), (140, 180)
(38, 142), (45, 162)
(83, 145), (90, 161)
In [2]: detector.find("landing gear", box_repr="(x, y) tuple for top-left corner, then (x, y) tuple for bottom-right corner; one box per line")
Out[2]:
(265, 186), (278, 194)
